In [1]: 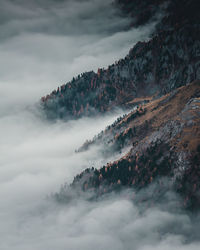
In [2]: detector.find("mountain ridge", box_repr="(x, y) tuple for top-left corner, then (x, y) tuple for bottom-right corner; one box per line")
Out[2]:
(56, 80), (200, 209)
(41, 23), (200, 119)
(40, 0), (200, 209)
(41, 0), (200, 121)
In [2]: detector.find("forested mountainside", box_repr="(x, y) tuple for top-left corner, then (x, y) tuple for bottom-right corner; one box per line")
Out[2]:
(41, 0), (200, 120)
(56, 81), (200, 209)
(41, 0), (200, 209)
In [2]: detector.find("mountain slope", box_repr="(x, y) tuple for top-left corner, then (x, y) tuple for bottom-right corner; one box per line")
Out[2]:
(41, 24), (200, 119)
(40, 0), (200, 120)
(57, 81), (200, 209)
(40, 0), (200, 209)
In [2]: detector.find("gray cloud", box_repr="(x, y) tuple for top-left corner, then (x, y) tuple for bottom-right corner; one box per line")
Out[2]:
(0, 105), (141, 249)
(1, 186), (200, 250)
(0, 0), (155, 114)
(0, 0), (129, 38)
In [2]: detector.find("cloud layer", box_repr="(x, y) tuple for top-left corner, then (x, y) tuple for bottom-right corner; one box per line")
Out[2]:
(0, 0), (155, 112)
(1, 0), (199, 249)
(1, 187), (200, 250)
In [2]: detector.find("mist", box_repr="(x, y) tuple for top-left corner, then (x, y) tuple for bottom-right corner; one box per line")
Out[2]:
(0, 0), (199, 249)
(0, 0), (155, 113)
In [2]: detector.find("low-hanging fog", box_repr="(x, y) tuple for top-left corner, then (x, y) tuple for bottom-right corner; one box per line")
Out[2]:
(0, 0), (199, 249)
(0, 0), (156, 113)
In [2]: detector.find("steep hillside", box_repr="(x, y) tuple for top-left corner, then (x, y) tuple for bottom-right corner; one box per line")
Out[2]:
(41, 0), (200, 209)
(41, 0), (200, 120)
(56, 81), (200, 209)
(41, 24), (200, 119)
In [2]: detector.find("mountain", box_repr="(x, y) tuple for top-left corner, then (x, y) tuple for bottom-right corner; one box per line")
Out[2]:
(57, 80), (200, 209)
(41, 24), (200, 119)
(40, 0), (200, 208)
(40, 0), (200, 120)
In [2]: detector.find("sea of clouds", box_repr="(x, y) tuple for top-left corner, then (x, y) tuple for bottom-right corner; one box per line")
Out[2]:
(0, 0), (199, 249)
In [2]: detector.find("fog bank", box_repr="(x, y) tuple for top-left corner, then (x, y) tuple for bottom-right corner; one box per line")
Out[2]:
(1, 1), (199, 250)
(0, 0), (155, 112)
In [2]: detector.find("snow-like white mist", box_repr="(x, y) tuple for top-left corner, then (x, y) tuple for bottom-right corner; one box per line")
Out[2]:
(0, 0), (155, 112)
(0, 0), (199, 249)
